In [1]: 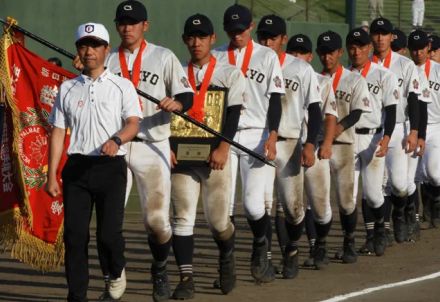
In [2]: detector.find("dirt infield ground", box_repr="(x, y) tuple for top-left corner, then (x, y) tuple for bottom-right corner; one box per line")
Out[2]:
(1, 205), (440, 302)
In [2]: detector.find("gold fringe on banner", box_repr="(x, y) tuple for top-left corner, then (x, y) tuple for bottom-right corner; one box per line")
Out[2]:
(0, 208), (22, 250)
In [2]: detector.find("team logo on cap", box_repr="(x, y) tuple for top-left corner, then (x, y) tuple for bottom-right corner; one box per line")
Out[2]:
(232, 14), (239, 20)
(296, 37), (303, 42)
(323, 36), (330, 41)
(393, 34), (398, 39)
(414, 35), (420, 40)
(123, 4), (132, 11)
(377, 20), (384, 25)
(85, 24), (94, 33)
(193, 19), (201, 25)
(265, 19), (273, 25)
(354, 31), (361, 37)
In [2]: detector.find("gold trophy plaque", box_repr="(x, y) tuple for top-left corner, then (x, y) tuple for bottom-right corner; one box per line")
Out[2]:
(170, 86), (228, 167)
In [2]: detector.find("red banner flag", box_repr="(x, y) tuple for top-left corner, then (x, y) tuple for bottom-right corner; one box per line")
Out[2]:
(0, 31), (75, 271)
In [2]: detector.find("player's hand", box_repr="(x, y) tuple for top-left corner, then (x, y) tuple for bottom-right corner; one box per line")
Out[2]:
(405, 130), (418, 153)
(376, 135), (390, 157)
(208, 142), (230, 170)
(318, 142), (332, 160)
(72, 55), (84, 71)
(45, 176), (61, 198)
(302, 142), (315, 167)
(157, 97), (183, 112)
(101, 140), (119, 157)
(170, 150), (178, 168)
(264, 131), (277, 161)
(416, 138), (425, 157)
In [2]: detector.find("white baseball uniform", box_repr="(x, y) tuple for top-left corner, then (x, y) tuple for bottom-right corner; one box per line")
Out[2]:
(106, 41), (193, 243)
(172, 60), (245, 239)
(212, 40), (285, 221)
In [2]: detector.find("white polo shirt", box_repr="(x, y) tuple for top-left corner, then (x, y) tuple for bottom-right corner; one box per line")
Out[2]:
(49, 69), (142, 156)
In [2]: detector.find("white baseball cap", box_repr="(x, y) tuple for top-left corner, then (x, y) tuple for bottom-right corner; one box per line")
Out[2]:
(75, 22), (110, 45)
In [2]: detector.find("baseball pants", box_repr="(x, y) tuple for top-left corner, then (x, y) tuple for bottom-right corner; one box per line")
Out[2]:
(412, 0), (425, 27)
(422, 123), (440, 186)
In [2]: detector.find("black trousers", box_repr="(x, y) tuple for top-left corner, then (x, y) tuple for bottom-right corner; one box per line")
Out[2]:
(62, 154), (127, 302)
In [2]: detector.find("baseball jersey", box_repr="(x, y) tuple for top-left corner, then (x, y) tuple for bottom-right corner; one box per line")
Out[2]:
(212, 40), (285, 130)
(49, 70), (143, 156)
(106, 41), (194, 142)
(182, 59), (245, 109)
(322, 66), (371, 144)
(420, 59), (440, 123)
(277, 54), (321, 139)
(372, 51), (421, 123)
(351, 62), (399, 129)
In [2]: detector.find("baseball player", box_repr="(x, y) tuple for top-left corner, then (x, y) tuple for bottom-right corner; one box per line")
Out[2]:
(169, 14), (245, 298)
(102, 1), (194, 301)
(316, 31), (372, 263)
(391, 28), (407, 55)
(256, 15), (324, 275)
(212, 4), (285, 283)
(429, 35), (440, 63)
(347, 28), (398, 258)
(412, 0), (425, 30)
(285, 33), (339, 268)
(368, 18), (424, 246)
(408, 30), (440, 232)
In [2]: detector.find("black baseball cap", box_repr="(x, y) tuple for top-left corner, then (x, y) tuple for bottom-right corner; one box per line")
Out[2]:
(115, 0), (148, 23)
(316, 31), (342, 53)
(370, 17), (393, 34)
(429, 34), (440, 51)
(408, 30), (430, 50)
(287, 34), (312, 53)
(223, 4), (252, 32)
(256, 14), (286, 37)
(346, 27), (371, 46)
(391, 28), (407, 51)
(183, 14), (214, 36)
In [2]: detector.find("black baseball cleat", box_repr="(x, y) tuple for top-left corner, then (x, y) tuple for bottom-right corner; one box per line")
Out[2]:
(303, 246), (315, 267)
(358, 236), (374, 255)
(373, 223), (387, 257)
(151, 265), (171, 302)
(313, 243), (329, 270)
(172, 275), (195, 300)
(342, 237), (357, 264)
(250, 239), (275, 283)
(405, 206), (420, 242)
(218, 252), (236, 294)
(282, 248), (299, 279)
(385, 228), (394, 247)
(392, 208), (407, 243)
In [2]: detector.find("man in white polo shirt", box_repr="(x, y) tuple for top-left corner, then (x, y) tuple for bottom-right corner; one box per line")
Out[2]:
(46, 23), (142, 302)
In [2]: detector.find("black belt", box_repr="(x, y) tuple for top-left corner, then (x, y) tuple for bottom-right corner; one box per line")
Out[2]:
(131, 137), (144, 142)
(277, 136), (288, 141)
(355, 127), (383, 135)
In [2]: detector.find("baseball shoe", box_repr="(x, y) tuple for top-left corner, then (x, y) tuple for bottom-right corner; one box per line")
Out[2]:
(406, 206), (420, 242)
(99, 277), (120, 301)
(373, 223), (387, 257)
(250, 239), (275, 283)
(172, 275), (195, 300)
(313, 243), (329, 270)
(358, 236), (374, 255)
(151, 265), (171, 301)
(385, 228), (394, 247)
(107, 268), (126, 300)
(282, 248), (299, 279)
(218, 252), (236, 294)
(392, 208), (407, 243)
(303, 247), (315, 267)
(342, 237), (357, 264)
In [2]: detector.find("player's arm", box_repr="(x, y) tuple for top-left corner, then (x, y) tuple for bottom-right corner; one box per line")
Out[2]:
(417, 100), (428, 156)
(46, 126), (66, 198)
(101, 116), (140, 156)
(376, 104), (396, 157)
(406, 92), (419, 153)
(319, 114), (337, 159)
(264, 92), (282, 161)
(158, 92), (193, 112)
(302, 102), (322, 167)
(334, 109), (362, 139)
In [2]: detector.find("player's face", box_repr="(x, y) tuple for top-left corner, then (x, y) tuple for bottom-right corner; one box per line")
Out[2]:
(116, 20), (148, 50)
(76, 39), (109, 72)
(227, 23), (254, 49)
(430, 49), (440, 63)
(410, 46), (429, 65)
(183, 34), (216, 63)
(371, 32), (392, 53)
(347, 43), (372, 68)
(318, 49), (343, 72)
(288, 51), (313, 63)
(257, 34), (287, 54)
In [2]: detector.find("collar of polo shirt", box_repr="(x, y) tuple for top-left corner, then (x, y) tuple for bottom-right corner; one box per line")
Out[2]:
(80, 68), (111, 83)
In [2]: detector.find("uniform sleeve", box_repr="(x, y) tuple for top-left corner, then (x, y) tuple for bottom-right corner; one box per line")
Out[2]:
(49, 85), (68, 129)
(163, 52), (194, 97)
(121, 80), (143, 120)
(383, 71), (400, 107)
(266, 51), (285, 95)
(321, 79), (338, 118)
(226, 67), (246, 107)
(417, 68), (432, 104)
(350, 76), (372, 113)
(405, 61), (421, 96)
(302, 66), (321, 109)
